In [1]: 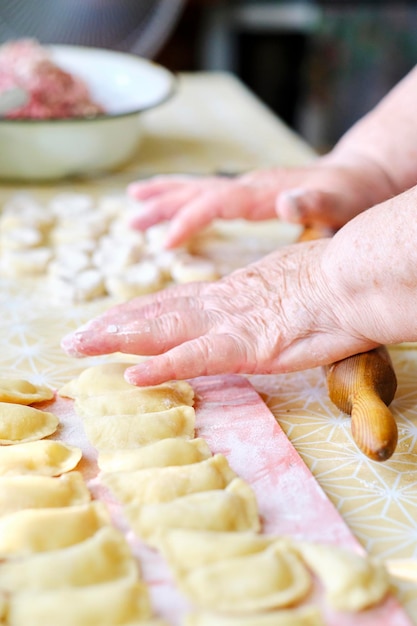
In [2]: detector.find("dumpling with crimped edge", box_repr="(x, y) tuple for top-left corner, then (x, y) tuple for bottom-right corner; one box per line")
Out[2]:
(97, 437), (212, 472)
(185, 606), (324, 626)
(0, 472), (90, 516)
(0, 526), (139, 591)
(6, 577), (152, 626)
(295, 541), (390, 612)
(83, 405), (195, 451)
(0, 501), (111, 556)
(0, 378), (54, 405)
(175, 540), (312, 612)
(0, 402), (59, 444)
(0, 440), (82, 476)
(59, 361), (194, 407)
(74, 385), (195, 418)
(158, 529), (274, 575)
(101, 454), (237, 506)
(126, 477), (260, 547)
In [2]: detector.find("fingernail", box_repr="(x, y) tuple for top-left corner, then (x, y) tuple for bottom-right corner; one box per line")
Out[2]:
(125, 362), (149, 384)
(277, 188), (308, 221)
(61, 333), (83, 357)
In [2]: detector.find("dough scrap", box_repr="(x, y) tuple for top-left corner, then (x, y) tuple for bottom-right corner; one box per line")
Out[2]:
(7, 578), (151, 626)
(97, 437), (212, 472)
(0, 501), (110, 556)
(185, 606), (324, 626)
(158, 529), (274, 575)
(126, 478), (260, 547)
(177, 540), (311, 612)
(0, 378), (54, 404)
(83, 405), (195, 450)
(102, 454), (237, 506)
(0, 471), (90, 516)
(59, 362), (194, 407)
(0, 526), (138, 591)
(0, 440), (82, 476)
(296, 541), (390, 612)
(0, 402), (59, 444)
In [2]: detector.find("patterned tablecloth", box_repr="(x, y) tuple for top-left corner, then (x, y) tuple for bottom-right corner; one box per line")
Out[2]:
(0, 71), (416, 623)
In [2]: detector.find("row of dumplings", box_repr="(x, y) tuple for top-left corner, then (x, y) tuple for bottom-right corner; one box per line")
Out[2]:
(61, 362), (391, 625)
(0, 376), (167, 626)
(0, 192), (220, 304)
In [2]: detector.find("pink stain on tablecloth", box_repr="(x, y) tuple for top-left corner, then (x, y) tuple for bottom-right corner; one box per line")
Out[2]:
(44, 374), (412, 626)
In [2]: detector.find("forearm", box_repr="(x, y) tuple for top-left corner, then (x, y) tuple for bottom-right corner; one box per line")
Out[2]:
(321, 184), (417, 346)
(325, 65), (417, 200)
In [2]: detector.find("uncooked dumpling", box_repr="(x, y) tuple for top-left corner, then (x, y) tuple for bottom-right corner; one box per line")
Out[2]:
(0, 378), (54, 404)
(0, 526), (138, 591)
(0, 501), (110, 556)
(0, 440), (82, 476)
(0, 402), (59, 444)
(295, 541), (390, 611)
(97, 437), (212, 472)
(59, 362), (194, 407)
(82, 406), (195, 450)
(0, 472), (90, 516)
(185, 606), (324, 626)
(7, 578), (151, 626)
(74, 386), (195, 418)
(101, 454), (237, 505)
(177, 540), (311, 612)
(158, 529), (274, 575)
(58, 362), (135, 398)
(126, 478), (260, 547)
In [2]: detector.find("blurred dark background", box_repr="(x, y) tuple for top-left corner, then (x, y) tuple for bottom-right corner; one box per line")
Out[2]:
(153, 0), (417, 152)
(2, 0), (417, 153)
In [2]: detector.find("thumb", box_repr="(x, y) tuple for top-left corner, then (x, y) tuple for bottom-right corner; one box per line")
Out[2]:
(276, 188), (352, 229)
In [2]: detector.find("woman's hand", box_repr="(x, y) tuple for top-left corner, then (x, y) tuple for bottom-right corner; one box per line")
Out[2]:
(127, 155), (393, 248)
(60, 236), (382, 387)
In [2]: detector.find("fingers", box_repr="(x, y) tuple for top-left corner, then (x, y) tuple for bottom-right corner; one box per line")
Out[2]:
(124, 333), (249, 386)
(129, 187), (201, 231)
(61, 292), (209, 358)
(127, 176), (195, 200)
(127, 175), (280, 248)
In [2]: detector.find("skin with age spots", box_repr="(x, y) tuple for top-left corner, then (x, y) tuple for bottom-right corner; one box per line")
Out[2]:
(62, 66), (417, 386)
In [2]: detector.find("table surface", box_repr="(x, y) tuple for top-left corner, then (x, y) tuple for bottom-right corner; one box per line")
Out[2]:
(1, 71), (416, 623)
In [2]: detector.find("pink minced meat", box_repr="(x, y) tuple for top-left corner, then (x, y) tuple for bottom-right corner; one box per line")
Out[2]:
(0, 39), (104, 119)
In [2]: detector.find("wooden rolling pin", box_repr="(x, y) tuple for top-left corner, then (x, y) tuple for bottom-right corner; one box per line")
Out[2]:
(298, 226), (398, 461)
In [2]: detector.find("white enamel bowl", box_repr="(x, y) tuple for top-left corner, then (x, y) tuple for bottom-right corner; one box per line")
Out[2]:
(0, 45), (176, 181)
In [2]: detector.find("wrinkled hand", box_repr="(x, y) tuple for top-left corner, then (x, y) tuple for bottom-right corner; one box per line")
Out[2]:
(61, 238), (380, 387)
(127, 157), (389, 248)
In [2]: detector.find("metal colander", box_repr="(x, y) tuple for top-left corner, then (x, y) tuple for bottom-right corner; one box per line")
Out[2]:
(0, 0), (185, 58)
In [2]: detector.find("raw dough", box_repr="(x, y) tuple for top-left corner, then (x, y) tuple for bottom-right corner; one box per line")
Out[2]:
(0, 526), (138, 591)
(158, 529), (274, 575)
(101, 454), (237, 505)
(0, 401), (59, 444)
(97, 437), (212, 472)
(126, 478), (260, 547)
(185, 606), (324, 626)
(7, 578), (151, 626)
(59, 362), (194, 407)
(0, 440), (82, 476)
(177, 540), (311, 612)
(0, 378), (54, 404)
(0, 501), (110, 556)
(75, 387), (195, 417)
(0, 471), (90, 516)
(296, 541), (390, 612)
(82, 405), (196, 450)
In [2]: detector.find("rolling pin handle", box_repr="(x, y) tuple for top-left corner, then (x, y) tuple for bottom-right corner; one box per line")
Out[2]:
(350, 389), (398, 462)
